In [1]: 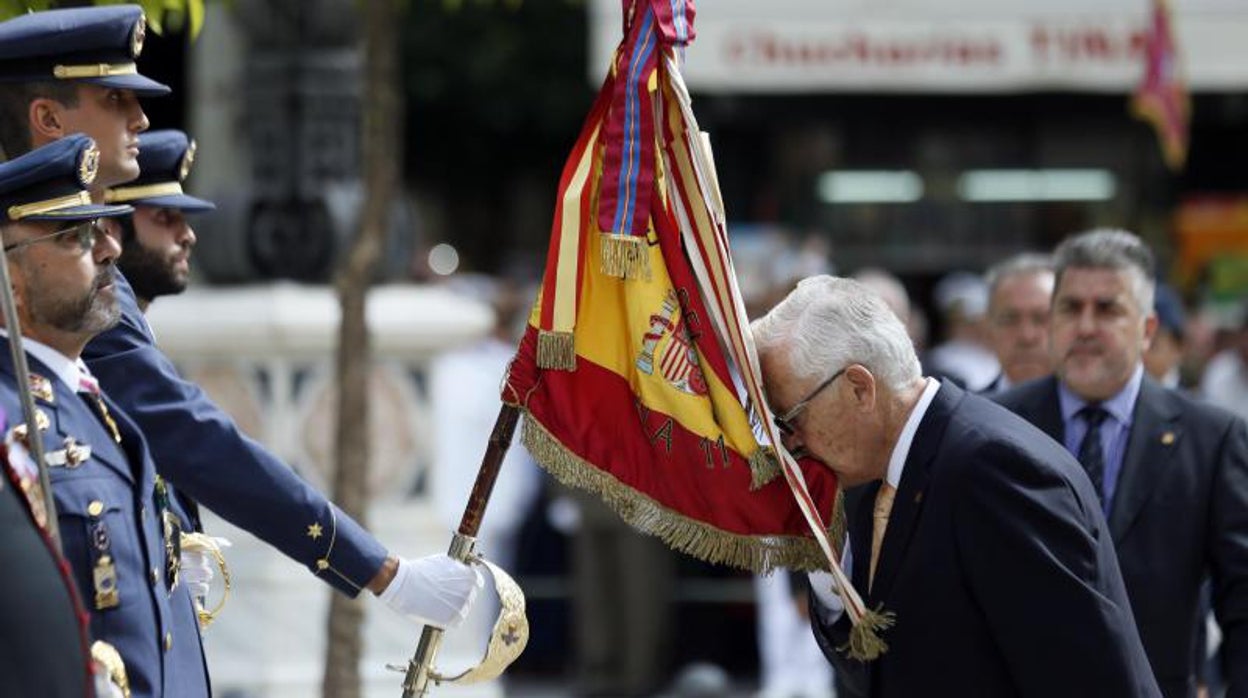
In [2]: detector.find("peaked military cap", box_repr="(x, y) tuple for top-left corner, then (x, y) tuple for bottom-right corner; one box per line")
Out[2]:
(0, 134), (133, 223)
(104, 129), (214, 212)
(0, 6), (169, 96)
(1153, 283), (1187, 340)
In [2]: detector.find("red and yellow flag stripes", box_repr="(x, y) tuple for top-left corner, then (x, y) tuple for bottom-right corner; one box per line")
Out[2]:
(505, 0), (891, 659)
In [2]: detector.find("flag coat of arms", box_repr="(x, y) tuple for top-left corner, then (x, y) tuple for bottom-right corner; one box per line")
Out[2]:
(503, 0), (891, 657)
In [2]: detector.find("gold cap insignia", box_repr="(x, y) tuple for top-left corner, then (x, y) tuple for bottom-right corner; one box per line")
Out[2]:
(130, 14), (147, 58)
(78, 143), (100, 187)
(178, 140), (197, 181)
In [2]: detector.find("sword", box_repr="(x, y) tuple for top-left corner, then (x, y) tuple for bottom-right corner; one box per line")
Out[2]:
(400, 403), (521, 698)
(0, 242), (59, 548)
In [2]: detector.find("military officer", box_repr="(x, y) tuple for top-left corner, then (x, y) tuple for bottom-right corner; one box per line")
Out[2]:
(100, 128), (221, 605)
(105, 129), (213, 312)
(0, 133), (208, 696)
(0, 4), (481, 646)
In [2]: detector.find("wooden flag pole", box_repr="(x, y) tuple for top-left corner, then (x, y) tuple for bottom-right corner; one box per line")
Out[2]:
(401, 403), (521, 697)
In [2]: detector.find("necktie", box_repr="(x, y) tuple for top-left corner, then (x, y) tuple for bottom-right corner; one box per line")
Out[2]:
(869, 482), (896, 591)
(1077, 406), (1108, 504)
(78, 373), (121, 444)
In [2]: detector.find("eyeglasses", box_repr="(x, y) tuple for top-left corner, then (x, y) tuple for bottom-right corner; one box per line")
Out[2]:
(3, 219), (102, 254)
(773, 366), (847, 436)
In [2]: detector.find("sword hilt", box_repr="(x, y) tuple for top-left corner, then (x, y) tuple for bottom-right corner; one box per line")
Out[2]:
(400, 533), (476, 697)
(398, 404), (519, 697)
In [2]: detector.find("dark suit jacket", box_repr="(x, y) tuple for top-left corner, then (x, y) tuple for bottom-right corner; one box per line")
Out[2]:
(0, 340), (210, 698)
(813, 381), (1159, 698)
(0, 417), (91, 698)
(995, 376), (1248, 698)
(82, 271), (387, 596)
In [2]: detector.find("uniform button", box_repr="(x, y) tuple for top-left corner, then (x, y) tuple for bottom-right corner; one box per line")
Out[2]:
(151, 568), (160, 585)
(164, 632), (173, 652)
(140, 506), (148, 518)
(87, 500), (104, 517)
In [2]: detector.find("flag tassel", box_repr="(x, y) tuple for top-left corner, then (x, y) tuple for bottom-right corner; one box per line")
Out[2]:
(747, 446), (781, 491)
(599, 233), (652, 280)
(536, 330), (576, 371)
(843, 606), (897, 661)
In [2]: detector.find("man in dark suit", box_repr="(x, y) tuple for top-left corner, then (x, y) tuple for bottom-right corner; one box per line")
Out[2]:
(994, 229), (1248, 698)
(981, 252), (1055, 395)
(752, 275), (1160, 697)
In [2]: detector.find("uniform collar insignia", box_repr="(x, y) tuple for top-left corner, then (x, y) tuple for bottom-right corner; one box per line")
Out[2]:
(28, 373), (54, 404)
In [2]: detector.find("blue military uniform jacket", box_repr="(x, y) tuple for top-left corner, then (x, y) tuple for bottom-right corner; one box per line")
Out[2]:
(83, 271), (387, 595)
(0, 337), (210, 698)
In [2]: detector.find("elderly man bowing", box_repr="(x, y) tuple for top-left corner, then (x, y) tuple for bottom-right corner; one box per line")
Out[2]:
(752, 275), (1159, 698)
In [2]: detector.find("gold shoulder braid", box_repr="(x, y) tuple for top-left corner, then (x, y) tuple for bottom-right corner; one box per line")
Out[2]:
(179, 532), (232, 629)
(91, 640), (130, 698)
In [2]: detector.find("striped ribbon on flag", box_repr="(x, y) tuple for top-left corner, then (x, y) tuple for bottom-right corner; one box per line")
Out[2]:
(597, 0), (697, 281)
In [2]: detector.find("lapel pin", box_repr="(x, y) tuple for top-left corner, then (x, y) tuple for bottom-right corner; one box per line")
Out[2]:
(1161, 432), (1175, 445)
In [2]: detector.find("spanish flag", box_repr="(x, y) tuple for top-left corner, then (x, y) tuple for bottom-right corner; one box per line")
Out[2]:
(1131, 0), (1190, 170)
(502, 0), (890, 658)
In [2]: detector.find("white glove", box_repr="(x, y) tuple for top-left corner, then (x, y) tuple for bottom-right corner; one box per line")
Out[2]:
(807, 570), (844, 624)
(180, 537), (232, 600)
(379, 554), (483, 630)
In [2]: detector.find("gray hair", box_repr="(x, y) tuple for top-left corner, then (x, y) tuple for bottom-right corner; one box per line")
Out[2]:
(752, 275), (921, 392)
(985, 252), (1054, 299)
(1053, 229), (1155, 313)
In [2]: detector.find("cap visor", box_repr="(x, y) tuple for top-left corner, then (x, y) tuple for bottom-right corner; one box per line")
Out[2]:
(86, 74), (171, 96)
(24, 203), (134, 221)
(132, 193), (216, 212)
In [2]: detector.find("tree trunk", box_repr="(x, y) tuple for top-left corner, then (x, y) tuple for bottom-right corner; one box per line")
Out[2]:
(323, 1), (401, 697)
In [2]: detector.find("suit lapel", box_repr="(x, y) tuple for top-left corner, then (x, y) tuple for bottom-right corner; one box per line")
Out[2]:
(1108, 378), (1180, 543)
(51, 379), (136, 484)
(104, 392), (153, 493)
(868, 381), (957, 604)
(1027, 377), (1065, 443)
